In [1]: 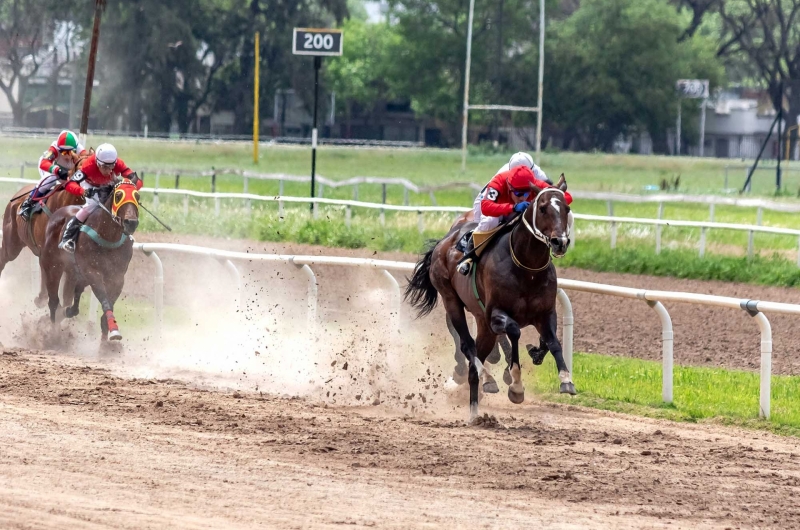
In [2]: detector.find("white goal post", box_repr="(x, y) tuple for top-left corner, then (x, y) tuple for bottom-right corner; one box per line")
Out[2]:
(460, 0), (545, 170)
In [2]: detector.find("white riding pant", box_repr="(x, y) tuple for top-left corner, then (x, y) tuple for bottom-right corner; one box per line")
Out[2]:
(471, 189), (503, 232)
(32, 169), (62, 199)
(75, 184), (101, 223)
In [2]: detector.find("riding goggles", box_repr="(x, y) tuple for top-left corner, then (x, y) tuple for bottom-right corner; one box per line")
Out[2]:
(511, 189), (532, 198)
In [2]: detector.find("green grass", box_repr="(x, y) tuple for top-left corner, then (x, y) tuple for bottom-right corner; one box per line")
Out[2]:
(562, 237), (800, 287)
(527, 352), (800, 435)
(5, 135), (800, 195)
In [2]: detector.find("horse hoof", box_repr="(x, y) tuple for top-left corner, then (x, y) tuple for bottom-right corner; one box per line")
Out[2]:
(502, 368), (512, 385)
(486, 346), (501, 365)
(483, 381), (499, 394)
(108, 330), (122, 341)
(34, 296), (47, 309)
(451, 367), (468, 385)
(526, 343), (548, 365)
(559, 382), (577, 395)
(65, 306), (79, 319)
(508, 388), (525, 404)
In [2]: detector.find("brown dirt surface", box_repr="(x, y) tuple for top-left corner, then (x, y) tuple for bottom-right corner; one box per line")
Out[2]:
(4, 233), (800, 528)
(3, 348), (800, 529)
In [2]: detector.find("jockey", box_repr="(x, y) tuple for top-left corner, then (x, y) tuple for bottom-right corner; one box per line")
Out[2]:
(496, 151), (553, 185)
(18, 130), (87, 220)
(456, 164), (573, 275)
(58, 143), (142, 253)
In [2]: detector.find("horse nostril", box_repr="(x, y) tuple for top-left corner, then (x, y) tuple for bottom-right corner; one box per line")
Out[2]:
(123, 219), (139, 234)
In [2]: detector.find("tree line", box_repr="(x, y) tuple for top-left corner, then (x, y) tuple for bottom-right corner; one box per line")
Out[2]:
(0, 0), (796, 152)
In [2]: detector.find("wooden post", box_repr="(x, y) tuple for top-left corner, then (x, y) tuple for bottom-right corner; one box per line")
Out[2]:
(80, 0), (106, 137)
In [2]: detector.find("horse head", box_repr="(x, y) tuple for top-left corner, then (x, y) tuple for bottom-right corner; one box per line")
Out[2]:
(110, 179), (141, 235)
(525, 173), (571, 258)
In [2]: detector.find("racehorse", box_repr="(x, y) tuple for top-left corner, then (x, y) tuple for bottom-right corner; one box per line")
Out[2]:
(404, 175), (574, 421)
(0, 153), (89, 305)
(40, 179), (140, 341)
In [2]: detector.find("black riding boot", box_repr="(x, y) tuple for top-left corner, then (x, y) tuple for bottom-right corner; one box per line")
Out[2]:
(456, 237), (475, 275)
(59, 217), (83, 253)
(17, 197), (34, 220)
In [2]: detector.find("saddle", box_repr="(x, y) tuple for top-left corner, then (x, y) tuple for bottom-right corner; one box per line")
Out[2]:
(457, 214), (522, 261)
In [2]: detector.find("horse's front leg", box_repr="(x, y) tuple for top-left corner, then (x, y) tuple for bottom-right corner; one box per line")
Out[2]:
(538, 310), (576, 395)
(90, 280), (121, 341)
(489, 309), (524, 404)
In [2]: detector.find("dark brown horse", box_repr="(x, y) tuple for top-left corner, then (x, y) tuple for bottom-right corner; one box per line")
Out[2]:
(0, 152), (89, 305)
(40, 179), (140, 341)
(404, 176), (574, 421)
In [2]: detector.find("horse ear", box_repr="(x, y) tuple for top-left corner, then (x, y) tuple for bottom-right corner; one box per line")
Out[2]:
(557, 173), (567, 192)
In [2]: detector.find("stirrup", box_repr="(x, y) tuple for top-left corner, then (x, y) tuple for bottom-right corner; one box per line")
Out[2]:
(457, 258), (473, 276)
(59, 239), (76, 253)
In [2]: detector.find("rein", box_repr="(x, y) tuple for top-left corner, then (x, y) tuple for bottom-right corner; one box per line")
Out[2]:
(507, 187), (567, 272)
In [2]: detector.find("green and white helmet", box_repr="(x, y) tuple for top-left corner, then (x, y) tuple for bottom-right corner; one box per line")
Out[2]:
(56, 130), (79, 151)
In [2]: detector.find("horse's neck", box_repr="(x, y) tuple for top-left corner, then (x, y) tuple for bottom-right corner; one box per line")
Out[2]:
(509, 214), (550, 270)
(88, 199), (121, 239)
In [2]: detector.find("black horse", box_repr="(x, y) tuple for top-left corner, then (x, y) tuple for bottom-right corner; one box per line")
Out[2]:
(405, 175), (574, 422)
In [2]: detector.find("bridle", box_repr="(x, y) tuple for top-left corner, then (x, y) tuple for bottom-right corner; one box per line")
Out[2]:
(509, 187), (570, 272)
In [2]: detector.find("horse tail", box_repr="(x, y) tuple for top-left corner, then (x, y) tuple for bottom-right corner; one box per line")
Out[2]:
(404, 239), (440, 319)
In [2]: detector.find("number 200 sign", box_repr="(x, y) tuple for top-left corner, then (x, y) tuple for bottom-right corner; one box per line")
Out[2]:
(293, 28), (343, 56)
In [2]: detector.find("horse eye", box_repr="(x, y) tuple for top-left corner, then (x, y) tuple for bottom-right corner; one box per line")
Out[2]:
(115, 191), (123, 202)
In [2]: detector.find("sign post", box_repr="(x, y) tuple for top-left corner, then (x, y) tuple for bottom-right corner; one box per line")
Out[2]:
(675, 79), (709, 157)
(292, 28), (343, 205)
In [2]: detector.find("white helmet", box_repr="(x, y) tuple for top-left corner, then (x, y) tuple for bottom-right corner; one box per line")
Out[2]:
(96, 143), (118, 165)
(508, 151), (534, 170)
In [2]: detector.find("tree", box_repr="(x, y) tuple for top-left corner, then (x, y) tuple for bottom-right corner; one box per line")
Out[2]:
(0, 0), (82, 125)
(545, 0), (724, 152)
(325, 18), (398, 137)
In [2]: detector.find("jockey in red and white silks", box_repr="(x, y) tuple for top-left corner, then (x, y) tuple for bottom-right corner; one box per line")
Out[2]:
(17, 130), (86, 219)
(58, 143), (142, 253)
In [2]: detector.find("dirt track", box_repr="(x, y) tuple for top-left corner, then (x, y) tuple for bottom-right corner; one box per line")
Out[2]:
(3, 348), (800, 529)
(4, 234), (800, 528)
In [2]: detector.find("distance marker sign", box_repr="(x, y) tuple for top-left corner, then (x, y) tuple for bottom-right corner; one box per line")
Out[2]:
(292, 28), (343, 56)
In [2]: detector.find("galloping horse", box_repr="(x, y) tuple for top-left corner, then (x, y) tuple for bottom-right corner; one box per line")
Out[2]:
(40, 179), (140, 341)
(0, 152), (89, 305)
(405, 175), (574, 421)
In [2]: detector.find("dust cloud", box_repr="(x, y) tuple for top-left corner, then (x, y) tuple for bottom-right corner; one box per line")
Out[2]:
(0, 246), (473, 415)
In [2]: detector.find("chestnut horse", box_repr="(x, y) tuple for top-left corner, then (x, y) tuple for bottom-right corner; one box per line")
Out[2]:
(0, 153), (89, 305)
(404, 176), (574, 421)
(40, 179), (140, 341)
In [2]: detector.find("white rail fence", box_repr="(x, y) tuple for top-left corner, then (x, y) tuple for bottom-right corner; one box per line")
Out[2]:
(121, 242), (800, 420)
(4, 176), (800, 263)
(7, 163), (800, 210)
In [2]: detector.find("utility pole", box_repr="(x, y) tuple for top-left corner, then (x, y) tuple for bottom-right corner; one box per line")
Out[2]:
(460, 0), (476, 172)
(79, 0), (106, 143)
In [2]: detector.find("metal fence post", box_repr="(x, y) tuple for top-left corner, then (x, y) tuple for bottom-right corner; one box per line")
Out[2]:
(417, 211), (424, 234)
(183, 193), (189, 218)
(19, 163), (24, 180)
(292, 261), (317, 325)
(223, 260), (241, 312)
(215, 197), (220, 217)
(607, 200), (616, 249)
(754, 311), (772, 419)
(647, 300), (673, 404)
(403, 187), (409, 206)
(557, 289), (573, 374)
(211, 168), (216, 193)
(175, 173), (180, 189)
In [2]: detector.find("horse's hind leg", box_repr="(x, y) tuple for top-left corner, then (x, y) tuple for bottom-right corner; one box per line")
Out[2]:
(446, 314), (468, 384)
(489, 309), (525, 404)
(474, 320), (499, 394)
(526, 336), (550, 365)
(537, 310), (576, 395)
(66, 280), (86, 319)
(442, 297), (482, 422)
